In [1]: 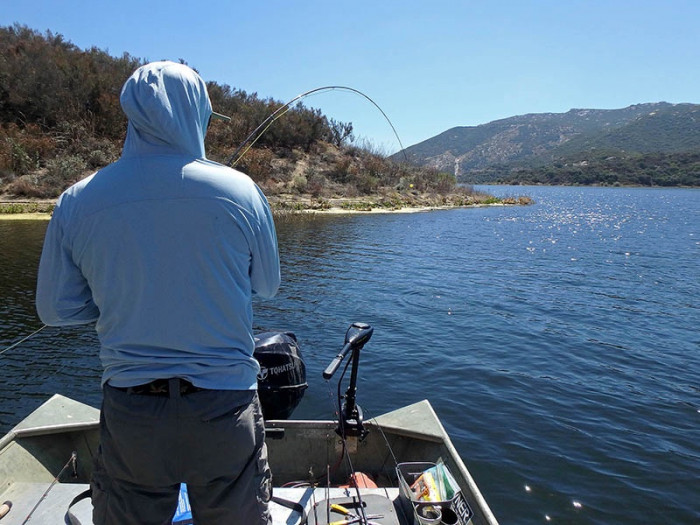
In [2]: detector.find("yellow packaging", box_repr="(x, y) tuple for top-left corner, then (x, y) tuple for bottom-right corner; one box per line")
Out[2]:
(410, 471), (440, 502)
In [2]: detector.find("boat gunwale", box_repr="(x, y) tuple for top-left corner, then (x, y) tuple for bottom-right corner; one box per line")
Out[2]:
(2, 396), (499, 525)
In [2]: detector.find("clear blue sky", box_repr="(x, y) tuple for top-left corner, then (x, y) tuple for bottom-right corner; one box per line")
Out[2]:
(3, 0), (699, 153)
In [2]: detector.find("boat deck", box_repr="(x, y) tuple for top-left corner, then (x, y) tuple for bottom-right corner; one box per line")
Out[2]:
(1, 395), (495, 524)
(1, 482), (405, 524)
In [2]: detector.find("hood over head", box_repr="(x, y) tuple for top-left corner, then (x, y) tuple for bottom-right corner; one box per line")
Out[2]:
(120, 61), (214, 158)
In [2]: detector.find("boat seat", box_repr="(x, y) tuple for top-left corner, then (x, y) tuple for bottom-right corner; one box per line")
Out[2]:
(0, 482), (403, 524)
(1, 481), (92, 524)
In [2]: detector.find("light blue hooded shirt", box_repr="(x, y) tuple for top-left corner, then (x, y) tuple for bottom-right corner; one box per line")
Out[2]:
(36, 61), (280, 389)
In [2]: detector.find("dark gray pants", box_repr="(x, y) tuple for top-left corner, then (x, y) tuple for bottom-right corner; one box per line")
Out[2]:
(92, 382), (271, 525)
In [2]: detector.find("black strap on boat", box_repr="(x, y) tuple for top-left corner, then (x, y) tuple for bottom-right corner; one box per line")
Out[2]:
(272, 494), (308, 524)
(63, 488), (308, 525)
(64, 488), (91, 525)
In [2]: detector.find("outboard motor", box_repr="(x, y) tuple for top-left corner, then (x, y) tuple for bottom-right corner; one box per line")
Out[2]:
(253, 332), (307, 420)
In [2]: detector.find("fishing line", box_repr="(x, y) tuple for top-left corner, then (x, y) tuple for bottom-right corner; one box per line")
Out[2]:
(1, 323), (100, 395)
(365, 408), (399, 469)
(330, 360), (401, 485)
(0, 324), (47, 357)
(226, 85), (408, 167)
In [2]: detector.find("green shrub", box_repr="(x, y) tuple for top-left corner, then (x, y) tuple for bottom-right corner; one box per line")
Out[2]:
(7, 139), (35, 175)
(291, 173), (307, 193)
(45, 155), (88, 186)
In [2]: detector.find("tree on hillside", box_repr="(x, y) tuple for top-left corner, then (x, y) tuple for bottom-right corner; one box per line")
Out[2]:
(1, 24), (459, 202)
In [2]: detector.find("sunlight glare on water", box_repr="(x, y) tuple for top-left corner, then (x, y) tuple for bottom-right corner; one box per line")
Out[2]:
(0, 186), (698, 524)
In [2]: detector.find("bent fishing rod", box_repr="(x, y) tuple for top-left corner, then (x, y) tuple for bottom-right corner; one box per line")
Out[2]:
(226, 85), (408, 167)
(2, 87), (406, 356)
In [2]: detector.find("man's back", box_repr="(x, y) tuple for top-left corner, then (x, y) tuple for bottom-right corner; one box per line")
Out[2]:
(36, 61), (280, 389)
(35, 61), (278, 525)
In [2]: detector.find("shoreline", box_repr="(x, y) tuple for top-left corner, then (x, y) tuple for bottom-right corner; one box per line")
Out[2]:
(0, 203), (512, 220)
(0, 212), (52, 220)
(291, 202), (511, 215)
(0, 194), (529, 220)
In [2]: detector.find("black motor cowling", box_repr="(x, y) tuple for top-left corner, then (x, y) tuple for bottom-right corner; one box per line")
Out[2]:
(254, 331), (307, 420)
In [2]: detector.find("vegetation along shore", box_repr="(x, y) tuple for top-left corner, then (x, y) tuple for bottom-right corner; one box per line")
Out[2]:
(0, 25), (531, 218)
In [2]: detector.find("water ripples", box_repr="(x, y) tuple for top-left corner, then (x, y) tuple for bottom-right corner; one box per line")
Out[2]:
(1, 187), (699, 523)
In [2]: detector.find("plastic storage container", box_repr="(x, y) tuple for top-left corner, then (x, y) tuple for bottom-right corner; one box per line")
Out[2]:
(396, 462), (473, 525)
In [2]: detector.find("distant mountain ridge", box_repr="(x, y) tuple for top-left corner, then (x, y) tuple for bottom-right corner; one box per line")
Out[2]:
(398, 102), (700, 186)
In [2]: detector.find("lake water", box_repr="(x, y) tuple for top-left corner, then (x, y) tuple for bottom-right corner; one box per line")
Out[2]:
(0, 185), (698, 524)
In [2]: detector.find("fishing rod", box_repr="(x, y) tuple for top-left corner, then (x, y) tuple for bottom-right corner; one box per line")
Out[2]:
(2, 89), (402, 356)
(226, 85), (409, 167)
(22, 451), (77, 524)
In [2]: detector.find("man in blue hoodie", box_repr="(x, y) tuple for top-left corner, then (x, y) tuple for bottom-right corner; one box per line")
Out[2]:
(36, 61), (280, 524)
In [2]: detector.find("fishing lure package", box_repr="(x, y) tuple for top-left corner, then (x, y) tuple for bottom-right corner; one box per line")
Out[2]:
(396, 461), (473, 525)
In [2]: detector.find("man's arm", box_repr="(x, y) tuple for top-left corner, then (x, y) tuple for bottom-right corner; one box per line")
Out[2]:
(249, 188), (281, 299)
(36, 206), (100, 326)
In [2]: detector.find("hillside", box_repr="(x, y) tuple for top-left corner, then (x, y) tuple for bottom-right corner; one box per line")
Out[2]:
(0, 24), (495, 210)
(399, 103), (700, 186)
